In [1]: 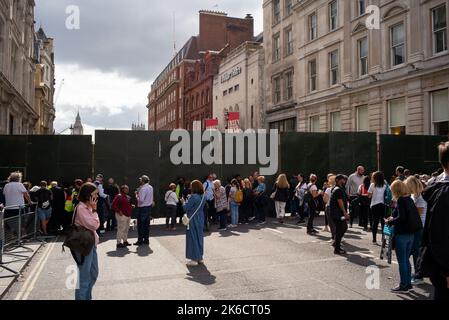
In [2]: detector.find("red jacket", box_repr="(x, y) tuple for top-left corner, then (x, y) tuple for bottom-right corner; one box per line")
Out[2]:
(112, 193), (133, 217)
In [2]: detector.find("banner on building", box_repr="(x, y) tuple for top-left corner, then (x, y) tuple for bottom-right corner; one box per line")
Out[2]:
(226, 112), (241, 133)
(205, 119), (219, 130)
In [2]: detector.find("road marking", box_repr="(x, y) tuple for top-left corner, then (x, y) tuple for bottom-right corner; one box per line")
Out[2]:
(263, 228), (284, 234)
(15, 239), (56, 300)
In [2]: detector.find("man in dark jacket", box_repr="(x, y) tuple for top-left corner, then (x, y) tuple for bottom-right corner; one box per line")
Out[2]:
(49, 181), (66, 234)
(421, 142), (449, 300)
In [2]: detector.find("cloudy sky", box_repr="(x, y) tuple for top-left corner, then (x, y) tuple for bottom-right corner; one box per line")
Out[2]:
(34, 0), (263, 135)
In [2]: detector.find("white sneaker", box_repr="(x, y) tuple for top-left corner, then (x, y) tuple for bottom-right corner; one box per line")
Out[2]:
(186, 260), (199, 267)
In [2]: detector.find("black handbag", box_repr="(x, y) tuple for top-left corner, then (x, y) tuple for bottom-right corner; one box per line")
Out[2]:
(62, 206), (95, 264)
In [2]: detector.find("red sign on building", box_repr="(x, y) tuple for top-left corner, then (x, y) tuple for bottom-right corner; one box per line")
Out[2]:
(205, 118), (219, 130)
(227, 112), (241, 133)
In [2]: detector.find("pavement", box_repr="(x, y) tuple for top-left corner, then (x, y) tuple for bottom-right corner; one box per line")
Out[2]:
(2, 214), (434, 300)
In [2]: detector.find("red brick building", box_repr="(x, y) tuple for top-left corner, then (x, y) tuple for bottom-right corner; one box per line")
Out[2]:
(147, 10), (254, 131)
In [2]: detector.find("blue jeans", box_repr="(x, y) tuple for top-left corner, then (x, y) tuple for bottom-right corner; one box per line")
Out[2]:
(395, 233), (414, 287)
(137, 206), (151, 242)
(75, 247), (98, 300)
(411, 229), (423, 275)
(230, 202), (239, 225)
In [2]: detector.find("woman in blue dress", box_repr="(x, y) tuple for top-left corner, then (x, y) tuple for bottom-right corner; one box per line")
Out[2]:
(182, 180), (206, 267)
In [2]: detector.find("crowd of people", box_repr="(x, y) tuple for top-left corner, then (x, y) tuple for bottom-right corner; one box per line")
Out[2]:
(1, 142), (449, 301)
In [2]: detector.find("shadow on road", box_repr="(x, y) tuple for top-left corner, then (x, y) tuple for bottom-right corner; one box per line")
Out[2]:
(186, 264), (216, 286)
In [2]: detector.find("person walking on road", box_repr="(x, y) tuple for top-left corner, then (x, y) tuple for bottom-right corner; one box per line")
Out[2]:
(182, 180), (206, 267)
(240, 179), (254, 224)
(358, 176), (372, 232)
(135, 175), (153, 246)
(295, 174), (308, 225)
(105, 178), (120, 232)
(346, 166), (365, 228)
(254, 176), (268, 225)
(72, 182), (100, 301)
(368, 171), (387, 245)
(306, 174), (320, 235)
(228, 179), (241, 228)
(419, 142), (449, 300)
(111, 185), (134, 249)
(35, 181), (53, 235)
(323, 175), (336, 236)
(272, 174), (290, 224)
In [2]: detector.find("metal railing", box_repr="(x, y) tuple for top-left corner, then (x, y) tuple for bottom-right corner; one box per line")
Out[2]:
(0, 203), (38, 279)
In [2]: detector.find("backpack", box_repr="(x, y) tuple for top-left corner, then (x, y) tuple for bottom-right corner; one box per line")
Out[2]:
(234, 189), (244, 203)
(303, 184), (314, 204)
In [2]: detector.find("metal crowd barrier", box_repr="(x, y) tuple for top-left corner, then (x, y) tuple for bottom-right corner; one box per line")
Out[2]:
(0, 203), (38, 279)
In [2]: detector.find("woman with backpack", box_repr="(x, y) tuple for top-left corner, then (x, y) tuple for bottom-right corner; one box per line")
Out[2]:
(358, 176), (372, 232)
(386, 180), (423, 293)
(228, 179), (241, 228)
(368, 171), (387, 245)
(271, 174), (290, 224)
(164, 183), (179, 231)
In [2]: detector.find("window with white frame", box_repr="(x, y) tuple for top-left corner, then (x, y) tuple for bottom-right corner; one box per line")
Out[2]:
(356, 105), (369, 132)
(391, 23), (405, 66)
(329, 50), (339, 86)
(309, 59), (317, 92)
(273, 76), (281, 104)
(432, 89), (449, 135)
(273, 0), (281, 24)
(273, 33), (281, 62)
(358, 37), (368, 76)
(285, 27), (294, 56)
(310, 115), (320, 132)
(432, 5), (447, 54)
(285, 70), (293, 100)
(389, 98), (406, 135)
(330, 111), (342, 131)
(329, 1), (338, 31)
(309, 13), (317, 41)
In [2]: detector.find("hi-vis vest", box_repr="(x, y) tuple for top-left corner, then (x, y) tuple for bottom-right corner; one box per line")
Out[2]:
(65, 191), (76, 213)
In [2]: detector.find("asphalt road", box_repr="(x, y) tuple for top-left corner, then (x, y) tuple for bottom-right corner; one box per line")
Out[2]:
(4, 214), (434, 300)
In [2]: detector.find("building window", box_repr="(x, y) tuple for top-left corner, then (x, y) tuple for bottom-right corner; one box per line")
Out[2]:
(356, 105), (369, 132)
(223, 90), (227, 96)
(330, 111), (342, 131)
(432, 5), (447, 54)
(309, 59), (317, 92)
(251, 105), (254, 128)
(273, 76), (281, 104)
(234, 84), (239, 91)
(309, 13), (317, 41)
(229, 87), (234, 94)
(329, 50), (339, 86)
(310, 116), (320, 132)
(432, 89), (449, 135)
(391, 23), (405, 66)
(358, 37), (368, 76)
(273, 0), (281, 24)
(285, 70), (293, 100)
(285, 28), (294, 56)
(270, 118), (296, 132)
(329, 1), (338, 31)
(389, 98), (406, 135)
(358, 0), (366, 16)
(251, 78), (254, 85)
(285, 0), (293, 16)
(273, 33), (281, 62)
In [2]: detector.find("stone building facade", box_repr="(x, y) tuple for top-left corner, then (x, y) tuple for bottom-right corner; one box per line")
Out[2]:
(212, 40), (265, 131)
(263, 0), (449, 136)
(34, 27), (55, 134)
(0, 0), (38, 135)
(147, 10), (254, 131)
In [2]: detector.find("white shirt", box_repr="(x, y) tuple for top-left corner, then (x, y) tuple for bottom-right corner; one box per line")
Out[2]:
(308, 183), (318, 193)
(96, 182), (107, 199)
(324, 187), (333, 208)
(3, 182), (27, 207)
(412, 195), (427, 226)
(165, 190), (179, 206)
(368, 183), (386, 208)
(138, 184), (154, 207)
